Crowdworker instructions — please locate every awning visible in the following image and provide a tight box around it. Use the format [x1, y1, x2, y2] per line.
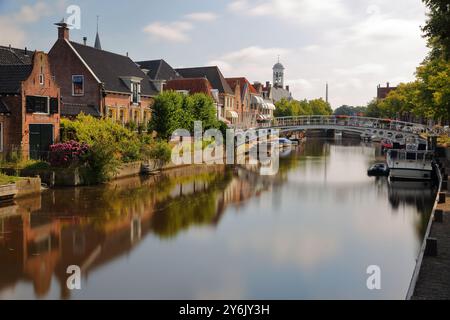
[264, 102, 276, 110]
[251, 95, 265, 106]
[226, 110, 239, 118]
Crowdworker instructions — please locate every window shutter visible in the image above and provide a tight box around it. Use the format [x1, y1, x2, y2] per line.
[50, 97, 59, 114]
[26, 96, 34, 113]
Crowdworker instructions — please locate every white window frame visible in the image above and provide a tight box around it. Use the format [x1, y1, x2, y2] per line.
[39, 73, 45, 85]
[72, 75, 85, 96]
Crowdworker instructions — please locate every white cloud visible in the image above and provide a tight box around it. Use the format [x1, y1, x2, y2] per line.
[143, 21, 193, 43]
[0, 1, 56, 47]
[184, 12, 218, 22]
[228, 0, 349, 24]
[218, 0, 428, 107]
[13, 1, 52, 23]
[143, 11, 218, 43]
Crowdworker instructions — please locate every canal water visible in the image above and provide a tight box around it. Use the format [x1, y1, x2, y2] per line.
[0, 139, 436, 300]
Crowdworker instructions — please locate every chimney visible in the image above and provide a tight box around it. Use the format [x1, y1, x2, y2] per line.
[24, 47, 27, 55]
[83, 37, 87, 45]
[387, 82, 390, 88]
[55, 21, 70, 40]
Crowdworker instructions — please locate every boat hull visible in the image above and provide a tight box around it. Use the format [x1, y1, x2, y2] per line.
[389, 168, 432, 181]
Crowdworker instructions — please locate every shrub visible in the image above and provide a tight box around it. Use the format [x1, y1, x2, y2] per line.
[49, 140, 89, 167]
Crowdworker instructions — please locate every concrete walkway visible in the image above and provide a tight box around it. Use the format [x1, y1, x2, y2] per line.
[412, 164, 450, 300]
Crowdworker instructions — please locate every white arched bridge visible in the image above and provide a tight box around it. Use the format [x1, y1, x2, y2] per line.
[254, 116, 449, 142]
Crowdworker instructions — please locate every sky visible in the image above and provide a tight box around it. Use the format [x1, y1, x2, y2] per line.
[0, 0, 430, 108]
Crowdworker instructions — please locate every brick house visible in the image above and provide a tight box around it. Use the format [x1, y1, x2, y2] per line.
[377, 82, 397, 100]
[48, 22, 158, 125]
[175, 66, 235, 125]
[226, 77, 259, 128]
[0, 47, 60, 160]
[164, 77, 221, 118]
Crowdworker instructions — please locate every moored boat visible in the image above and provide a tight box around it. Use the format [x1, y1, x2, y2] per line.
[386, 149, 434, 181]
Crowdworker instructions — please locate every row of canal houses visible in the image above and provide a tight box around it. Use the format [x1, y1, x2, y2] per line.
[0, 22, 293, 160]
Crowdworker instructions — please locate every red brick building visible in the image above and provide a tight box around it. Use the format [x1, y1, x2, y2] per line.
[0, 47, 60, 160]
[48, 22, 157, 125]
[377, 82, 397, 100]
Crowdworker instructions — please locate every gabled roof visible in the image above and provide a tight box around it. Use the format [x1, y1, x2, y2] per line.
[226, 77, 257, 97]
[164, 78, 213, 95]
[136, 59, 182, 81]
[0, 45, 33, 65]
[68, 41, 158, 96]
[0, 64, 33, 94]
[175, 66, 233, 95]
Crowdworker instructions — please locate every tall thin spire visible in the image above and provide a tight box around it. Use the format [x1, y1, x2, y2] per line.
[326, 82, 329, 104]
[94, 15, 102, 50]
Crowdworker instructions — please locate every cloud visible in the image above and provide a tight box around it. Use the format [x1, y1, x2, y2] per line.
[184, 12, 218, 22]
[143, 21, 193, 43]
[208, 46, 290, 79]
[228, 0, 349, 24]
[13, 1, 52, 23]
[0, 1, 56, 47]
[143, 10, 218, 44]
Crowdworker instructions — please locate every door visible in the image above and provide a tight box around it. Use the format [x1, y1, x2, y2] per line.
[29, 124, 54, 160]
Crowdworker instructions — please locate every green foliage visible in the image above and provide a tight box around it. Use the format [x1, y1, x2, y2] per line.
[364, 57, 450, 124]
[365, 99, 383, 118]
[61, 114, 173, 183]
[275, 98, 332, 117]
[144, 140, 172, 164]
[334, 105, 367, 116]
[150, 91, 185, 140]
[0, 173, 20, 185]
[422, 0, 450, 60]
[150, 91, 221, 139]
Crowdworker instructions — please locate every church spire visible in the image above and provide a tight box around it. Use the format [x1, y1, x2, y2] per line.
[94, 15, 102, 50]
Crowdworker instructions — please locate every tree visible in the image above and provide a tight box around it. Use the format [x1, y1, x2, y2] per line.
[309, 98, 333, 115]
[334, 105, 367, 116]
[416, 56, 450, 123]
[274, 98, 295, 117]
[422, 0, 450, 59]
[365, 99, 383, 118]
[150, 91, 184, 140]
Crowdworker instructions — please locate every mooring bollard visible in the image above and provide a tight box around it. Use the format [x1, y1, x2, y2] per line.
[439, 192, 446, 204]
[435, 210, 444, 223]
[425, 238, 438, 257]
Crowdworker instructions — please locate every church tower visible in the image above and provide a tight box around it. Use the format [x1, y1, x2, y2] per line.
[94, 15, 102, 50]
[273, 57, 285, 88]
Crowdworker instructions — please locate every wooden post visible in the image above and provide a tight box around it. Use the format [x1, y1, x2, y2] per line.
[425, 238, 438, 257]
[435, 210, 444, 223]
[439, 192, 446, 204]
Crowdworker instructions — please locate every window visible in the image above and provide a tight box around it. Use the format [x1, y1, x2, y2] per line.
[26, 96, 49, 114]
[132, 82, 141, 104]
[72, 75, 84, 96]
[119, 109, 125, 123]
[39, 74, 44, 85]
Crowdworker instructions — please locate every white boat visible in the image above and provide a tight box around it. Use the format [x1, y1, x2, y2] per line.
[386, 149, 434, 181]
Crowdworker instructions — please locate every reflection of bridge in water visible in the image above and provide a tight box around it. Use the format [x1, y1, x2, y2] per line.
[254, 116, 448, 142]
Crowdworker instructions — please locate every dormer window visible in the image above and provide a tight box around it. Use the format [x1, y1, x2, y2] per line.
[131, 82, 141, 104]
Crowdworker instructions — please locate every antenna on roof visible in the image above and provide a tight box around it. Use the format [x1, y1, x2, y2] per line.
[277, 55, 280, 63]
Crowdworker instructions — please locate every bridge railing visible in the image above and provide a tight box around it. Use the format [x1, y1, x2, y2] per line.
[257, 116, 448, 136]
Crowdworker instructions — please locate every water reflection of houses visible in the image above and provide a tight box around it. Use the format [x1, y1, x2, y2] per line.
[0, 165, 272, 299]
